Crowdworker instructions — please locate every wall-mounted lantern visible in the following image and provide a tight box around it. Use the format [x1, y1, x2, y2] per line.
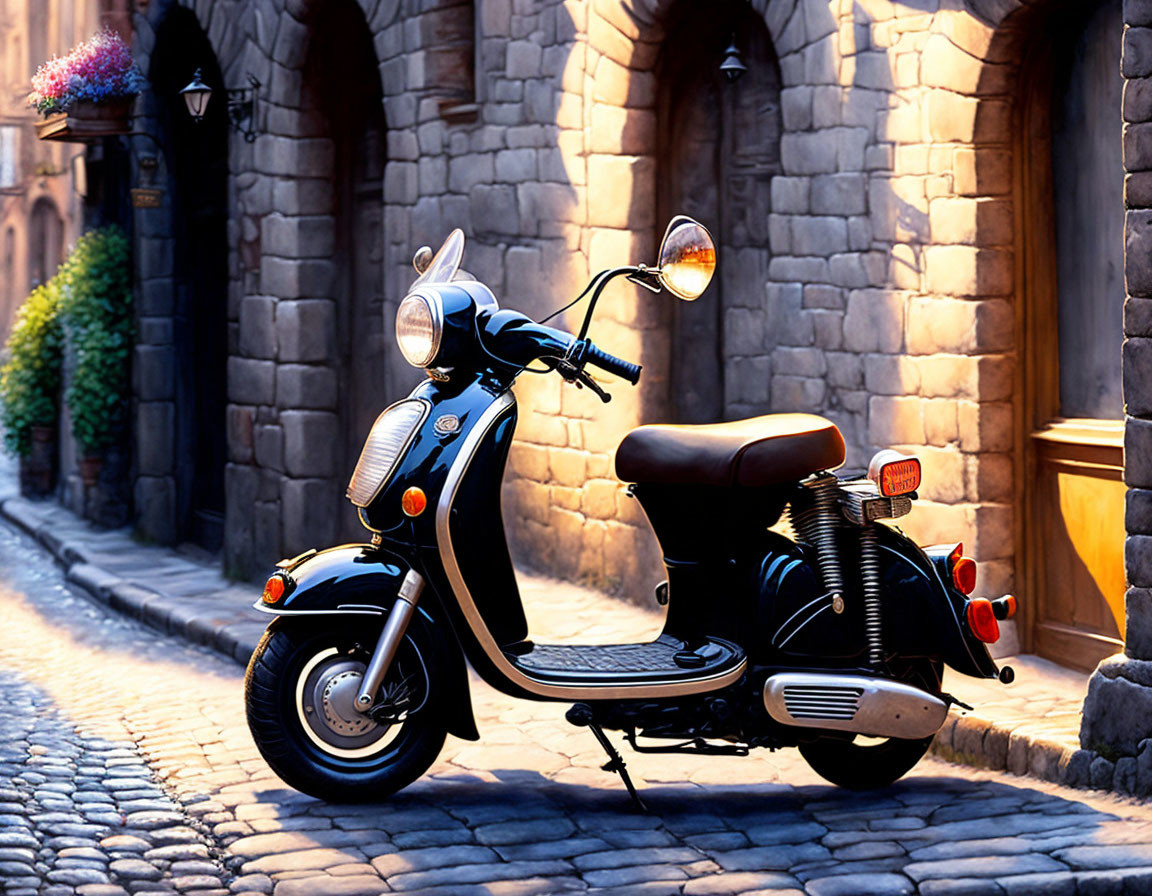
[720, 36, 747, 83]
[180, 68, 261, 143]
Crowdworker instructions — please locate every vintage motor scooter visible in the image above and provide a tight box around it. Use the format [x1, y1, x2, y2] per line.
[244, 217, 1017, 805]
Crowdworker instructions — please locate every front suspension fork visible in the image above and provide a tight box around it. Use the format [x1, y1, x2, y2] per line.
[355, 569, 425, 710]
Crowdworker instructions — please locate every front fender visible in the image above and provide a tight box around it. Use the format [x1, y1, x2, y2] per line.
[256, 544, 479, 741]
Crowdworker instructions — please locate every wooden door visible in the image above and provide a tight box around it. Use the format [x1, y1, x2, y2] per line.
[1023, 0, 1125, 671]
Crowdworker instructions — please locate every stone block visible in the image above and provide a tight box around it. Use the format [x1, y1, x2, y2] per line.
[276, 300, 335, 363]
[1126, 338, 1152, 416]
[449, 154, 494, 193]
[135, 346, 175, 402]
[868, 175, 929, 243]
[1128, 535, 1152, 588]
[923, 398, 958, 446]
[957, 400, 1012, 452]
[924, 246, 1012, 297]
[953, 148, 1012, 197]
[906, 298, 1013, 354]
[772, 177, 810, 214]
[1125, 28, 1152, 79]
[587, 155, 656, 230]
[916, 354, 1013, 401]
[771, 375, 826, 412]
[803, 284, 845, 309]
[1129, 488, 1152, 534]
[227, 405, 255, 464]
[470, 184, 521, 235]
[864, 354, 919, 396]
[1082, 662, 1152, 756]
[276, 364, 337, 410]
[495, 148, 537, 182]
[1127, 210, 1152, 296]
[868, 396, 924, 445]
[239, 296, 277, 360]
[506, 39, 542, 78]
[1128, 172, 1152, 208]
[791, 216, 848, 255]
[228, 358, 276, 406]
[781, 132, 838, 175]
[281, 478, 338, 557]
[254, 424, 284, 472]
[260, 257, 334, 299]
[1126, 587, 1152, 660]
[281, 411, 339, 478]
[1126, 122, 1152, 172]
[927, 90, 978, 143]
[137, 316, 173, 347]
[781, 85, 813, 130]
[589, 105, 655, 155]
[1126, 416, 1152, 487]
[929, 197, 1012, 247]
[1126, 78, 1152, 125]
[811, 174, 866, 216]
[1089, 755, 1116, 789]
[921, 33, 984, 94]
[134, 476, 176, 546]
[843, 289, 906, 353]
[964, 451, 1013, 503]
[137, 402, 174, 476]
[1138, 738, 1152, 795]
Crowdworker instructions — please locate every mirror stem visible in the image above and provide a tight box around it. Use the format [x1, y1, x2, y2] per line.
[577, 266, 642, 342]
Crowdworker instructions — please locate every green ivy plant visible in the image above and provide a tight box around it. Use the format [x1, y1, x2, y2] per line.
[57, 227, 134, 456]
[0, 281, 63, 457]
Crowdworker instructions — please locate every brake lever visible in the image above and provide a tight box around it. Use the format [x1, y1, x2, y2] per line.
[555, 359, 612, 403]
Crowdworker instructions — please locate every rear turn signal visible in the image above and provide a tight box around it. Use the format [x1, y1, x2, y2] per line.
[966, 598, 1000, 643]
[952, 557, 977, 595]
[262, 575, 286, 605]
[868, 449, 921, 497]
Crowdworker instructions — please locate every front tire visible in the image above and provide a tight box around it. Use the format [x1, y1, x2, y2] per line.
[245, 616, 447, 801]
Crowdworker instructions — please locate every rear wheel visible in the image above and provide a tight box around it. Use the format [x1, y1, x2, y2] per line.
[797, 660, 942, 790]
[244, 616, 447, 801]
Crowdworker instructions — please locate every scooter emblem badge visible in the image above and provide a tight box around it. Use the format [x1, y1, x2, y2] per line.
[434, 414, 461, 435]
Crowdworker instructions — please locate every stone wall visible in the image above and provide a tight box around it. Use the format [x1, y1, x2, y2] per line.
[119, 0, 1100, 648]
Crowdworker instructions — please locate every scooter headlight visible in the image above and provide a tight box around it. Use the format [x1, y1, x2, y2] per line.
[396, 291, 443, 368]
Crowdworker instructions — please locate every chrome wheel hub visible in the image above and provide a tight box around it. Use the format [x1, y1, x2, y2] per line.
[297, 651, 393, 757]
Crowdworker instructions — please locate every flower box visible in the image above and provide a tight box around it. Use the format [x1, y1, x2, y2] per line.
[35, 97, 133, 142]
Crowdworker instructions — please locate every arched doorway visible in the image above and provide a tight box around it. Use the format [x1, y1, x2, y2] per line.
[302, 0, 387, 541]
[1020, 0, 1126, 670]
[28, 197, 63, 289]
[149, 8, 229, 551]
[657, 0, 781, 423]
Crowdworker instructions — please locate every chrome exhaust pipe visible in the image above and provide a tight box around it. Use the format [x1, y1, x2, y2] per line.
[763, 672, 948, 739]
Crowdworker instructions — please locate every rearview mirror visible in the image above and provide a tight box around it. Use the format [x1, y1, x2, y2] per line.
[657, 216, 716, 301]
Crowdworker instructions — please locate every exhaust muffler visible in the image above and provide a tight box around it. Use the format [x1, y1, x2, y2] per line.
[763, 672, 948, 739]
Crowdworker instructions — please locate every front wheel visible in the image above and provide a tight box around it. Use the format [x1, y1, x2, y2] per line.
[244, 616, 447, 801]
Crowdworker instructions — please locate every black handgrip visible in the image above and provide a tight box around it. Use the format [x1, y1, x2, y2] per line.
[583, 341, 642, 385]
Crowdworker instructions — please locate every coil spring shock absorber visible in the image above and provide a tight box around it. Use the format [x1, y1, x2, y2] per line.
[859, 524, 884, 666]
[790, 474, 844, 613]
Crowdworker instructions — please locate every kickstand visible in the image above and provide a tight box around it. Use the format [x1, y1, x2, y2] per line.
[587, 723, 647, 812]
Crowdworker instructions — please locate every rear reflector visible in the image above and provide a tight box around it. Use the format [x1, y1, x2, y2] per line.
[868, 449, 921, 497]
[966, 598, 1000, 643]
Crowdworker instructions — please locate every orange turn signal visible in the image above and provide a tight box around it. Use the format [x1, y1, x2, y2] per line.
[262, 575, 286, 605]
[402, 487, 427, 517]
[966, 598, 1000, 643]
[952, 557, 977, 595]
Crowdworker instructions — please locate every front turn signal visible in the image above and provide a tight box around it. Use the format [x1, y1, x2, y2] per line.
[966, 598, 1000, 643]
[402, 486, 427, 517]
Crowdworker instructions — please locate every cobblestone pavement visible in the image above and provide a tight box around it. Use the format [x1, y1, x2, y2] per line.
[3, 513, 1152, 895]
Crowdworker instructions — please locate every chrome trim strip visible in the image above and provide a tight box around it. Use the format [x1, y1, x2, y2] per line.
[253, 603, 384, 616]
[434, 390, 746, 700]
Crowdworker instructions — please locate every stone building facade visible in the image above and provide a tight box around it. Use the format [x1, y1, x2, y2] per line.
[0, 0, 95, 343]
[116, 0, 1152, 759]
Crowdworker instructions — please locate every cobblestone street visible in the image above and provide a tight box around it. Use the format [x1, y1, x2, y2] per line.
[1, 508, 1152, 896]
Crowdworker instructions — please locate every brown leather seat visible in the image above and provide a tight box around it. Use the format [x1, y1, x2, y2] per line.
[615, 413, 846, 487]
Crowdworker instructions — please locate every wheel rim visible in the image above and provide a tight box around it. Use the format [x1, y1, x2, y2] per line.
[295, 648, 402, 759]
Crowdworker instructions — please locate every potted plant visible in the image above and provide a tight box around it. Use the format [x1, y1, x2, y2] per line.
[0, 281, 63, 496]
[57, 227, 134, 486]
[30, 29, 143, 142]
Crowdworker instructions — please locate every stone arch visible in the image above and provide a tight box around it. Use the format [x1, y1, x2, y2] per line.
[27, 196, 63, 289]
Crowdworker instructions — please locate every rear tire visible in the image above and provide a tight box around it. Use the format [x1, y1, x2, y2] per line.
[797, 659, 942, 790]
[245, 616, 447, 801]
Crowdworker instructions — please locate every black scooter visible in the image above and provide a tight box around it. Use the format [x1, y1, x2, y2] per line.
[244, 217, 1016, 805]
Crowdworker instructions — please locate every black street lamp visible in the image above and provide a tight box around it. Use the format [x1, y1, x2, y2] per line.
[720, 36, 747, 83]
[180, 68, 261, 142]
[180, 68, 212, 121]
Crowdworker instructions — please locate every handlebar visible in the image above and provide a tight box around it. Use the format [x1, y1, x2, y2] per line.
[579, 342, 642, 385]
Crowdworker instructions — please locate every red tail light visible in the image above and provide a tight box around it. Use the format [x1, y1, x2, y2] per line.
[952, 557, 977, 594]
[966, 599, 1000, 643]
[868, 450, 921, 497]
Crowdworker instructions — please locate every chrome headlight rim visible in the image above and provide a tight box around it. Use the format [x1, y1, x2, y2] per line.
[396, 290, 445, 368]
[346, 398, 431, 508]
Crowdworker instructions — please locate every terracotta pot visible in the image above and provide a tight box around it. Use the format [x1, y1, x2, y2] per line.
[79, 455, 102, 488]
